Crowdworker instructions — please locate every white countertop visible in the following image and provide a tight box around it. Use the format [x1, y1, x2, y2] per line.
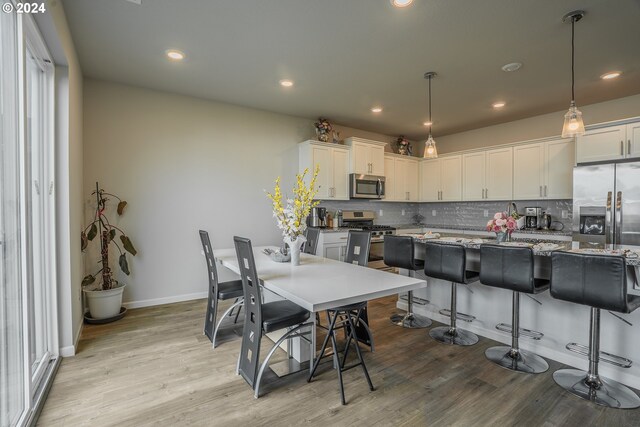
[214, 246, 427, 312]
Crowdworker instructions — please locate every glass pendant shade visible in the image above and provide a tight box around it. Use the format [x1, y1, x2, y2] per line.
[561, 100, 585, 138]
[423, 134, 438, 159]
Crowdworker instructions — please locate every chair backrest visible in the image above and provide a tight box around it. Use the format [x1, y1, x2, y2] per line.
[383, 235, 415, 270]
[480, 244, 536, 293]
[303, 227, 320, 255]
[233, 236, 263, 388]
[423, 241, 466, 283]
[199, 230, 220, 298]
[551, 251, 630, 313]
[345, 230, 371, 266]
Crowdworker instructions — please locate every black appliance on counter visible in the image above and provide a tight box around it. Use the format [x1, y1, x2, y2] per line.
[525, 207, 543, 229]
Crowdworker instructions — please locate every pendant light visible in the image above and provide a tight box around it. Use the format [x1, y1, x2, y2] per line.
[423, 72, 438, 159]
[561, 11, 586, 138]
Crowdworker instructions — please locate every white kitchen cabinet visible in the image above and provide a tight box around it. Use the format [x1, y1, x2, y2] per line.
[420, 155, 462, 202]
[513, 138, 574, 200]
[485, 147, 513, 200]
[344, 137, 386, 175]
[544, 138, 574, 199]
[576, 125, 626, 163]
[420, 158, 441, 202]
[384, 155, 419, 201]
[440, 156, 462, 201]
[298, 140, 349, 200]
[627, 122, 640, 158]
[383, 156, 396, 201]
[462, 151, 485, 201]
[317, 231, 348, 262]
[406, 159, 419, 201]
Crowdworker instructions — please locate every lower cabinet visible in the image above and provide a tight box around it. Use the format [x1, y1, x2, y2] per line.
[317, 231, 348, 261]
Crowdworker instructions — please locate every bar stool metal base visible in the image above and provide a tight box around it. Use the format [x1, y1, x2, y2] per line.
[485, 346, 549, 374]
[429, 326, 478, 346]
[390, 312, 432, 328]
[553, 369, 640, 409]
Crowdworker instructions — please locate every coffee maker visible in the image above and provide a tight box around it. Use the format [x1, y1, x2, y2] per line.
[308, 207, 327, 228]
[525, 207, 543, 229]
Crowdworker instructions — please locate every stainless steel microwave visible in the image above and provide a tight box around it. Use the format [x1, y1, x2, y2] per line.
[349, 174, 385, 199]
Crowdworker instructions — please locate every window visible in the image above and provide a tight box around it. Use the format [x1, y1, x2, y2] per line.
[1, 7, 57, 427]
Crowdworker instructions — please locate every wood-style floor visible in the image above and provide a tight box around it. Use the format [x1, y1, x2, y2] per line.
[39, 297, 640, 426]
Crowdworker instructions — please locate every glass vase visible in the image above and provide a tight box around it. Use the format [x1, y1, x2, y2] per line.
[284, 235, 306, 266]
[496, 231, 508, 243]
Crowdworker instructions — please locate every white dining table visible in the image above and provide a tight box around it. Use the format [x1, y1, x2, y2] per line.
[213, 246, 427, 375]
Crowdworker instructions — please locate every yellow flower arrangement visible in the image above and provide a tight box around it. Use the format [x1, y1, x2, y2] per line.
[266, 165, 320, 240]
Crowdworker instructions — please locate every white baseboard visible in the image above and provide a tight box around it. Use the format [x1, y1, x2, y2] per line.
[397, 300, 640, 390]
[123, 291, 208, 309]
[59, 316, 85, 357]
[59, 345, 75, 357]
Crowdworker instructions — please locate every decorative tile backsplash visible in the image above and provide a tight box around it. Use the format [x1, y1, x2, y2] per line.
[419, 199, 573, 231]
[318, 200, 421, 226]
[317, 199, 573, 231]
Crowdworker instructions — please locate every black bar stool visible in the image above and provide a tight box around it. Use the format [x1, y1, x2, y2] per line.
[199, 230, 244, 348]
[479, 244, 549, 374]
[550, 251, 640, 409]
[384, 235, 431, 328]
[424, 241, 479, 346]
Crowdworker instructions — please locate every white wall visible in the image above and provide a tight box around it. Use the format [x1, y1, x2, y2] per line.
[433, 93, 640, 154]
[83, 79, 395, 307]
[48, 0, 84, 356]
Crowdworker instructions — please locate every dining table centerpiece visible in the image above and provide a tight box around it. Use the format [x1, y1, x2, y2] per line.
[486, 211, 517, 243]
[266, 166, 320, 266]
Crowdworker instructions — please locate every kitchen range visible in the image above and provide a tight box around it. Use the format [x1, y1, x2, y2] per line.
[313, 210, 396, 271]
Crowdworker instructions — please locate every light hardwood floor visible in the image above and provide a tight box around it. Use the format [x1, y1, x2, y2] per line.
[39, 297, 640, 426]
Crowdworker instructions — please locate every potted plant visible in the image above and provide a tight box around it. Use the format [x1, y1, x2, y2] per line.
[81, 182, 137, 321]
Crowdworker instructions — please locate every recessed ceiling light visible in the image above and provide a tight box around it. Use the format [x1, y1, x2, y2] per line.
[492, 101, 506, 109]
[501, 62, 522, 72]
[391, 0, 413, 7]
[600, 71, 621, 80]
[166, 49, 185, 61]
[279, 79, 294, 87]
[423, 121, 433, 126]
[371, 107, 383, 113]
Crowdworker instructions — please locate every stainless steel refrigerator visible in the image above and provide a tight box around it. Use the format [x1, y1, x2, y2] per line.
[573, 162, 640, 246]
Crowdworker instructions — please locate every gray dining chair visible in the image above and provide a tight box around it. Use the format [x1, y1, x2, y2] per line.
[199, 230, 244, 348]
[233, 236, 313, 398]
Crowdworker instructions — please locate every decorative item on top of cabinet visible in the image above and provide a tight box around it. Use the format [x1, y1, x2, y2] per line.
[343, 137, 386, 176]
[299, 140, 350, 200]
[395, 135, 412, 156]
[314, 117, 333, 143]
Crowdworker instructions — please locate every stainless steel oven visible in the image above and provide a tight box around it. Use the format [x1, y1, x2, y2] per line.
[349, 174, 385, 199]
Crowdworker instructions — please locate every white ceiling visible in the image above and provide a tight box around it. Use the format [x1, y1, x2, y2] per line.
[60, 0, 640, 139]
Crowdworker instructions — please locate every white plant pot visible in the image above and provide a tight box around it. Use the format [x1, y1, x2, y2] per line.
[84, 283, 126, 319]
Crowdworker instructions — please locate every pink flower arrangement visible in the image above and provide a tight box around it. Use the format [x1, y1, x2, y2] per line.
[486, 211, 517, 234]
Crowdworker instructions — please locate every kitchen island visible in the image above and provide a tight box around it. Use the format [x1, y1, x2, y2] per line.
[397, 232, 640, 389]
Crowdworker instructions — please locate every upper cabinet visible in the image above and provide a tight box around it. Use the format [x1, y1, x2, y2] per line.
[298, 140, 350, 200]
[513, 138, 574, 200]
[576, 123, 640, 163]
[384, 154, 419, 202]
[343, 137, 386, 176]
[462, 147, 513, 201]
[420, 155, 462, 202]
